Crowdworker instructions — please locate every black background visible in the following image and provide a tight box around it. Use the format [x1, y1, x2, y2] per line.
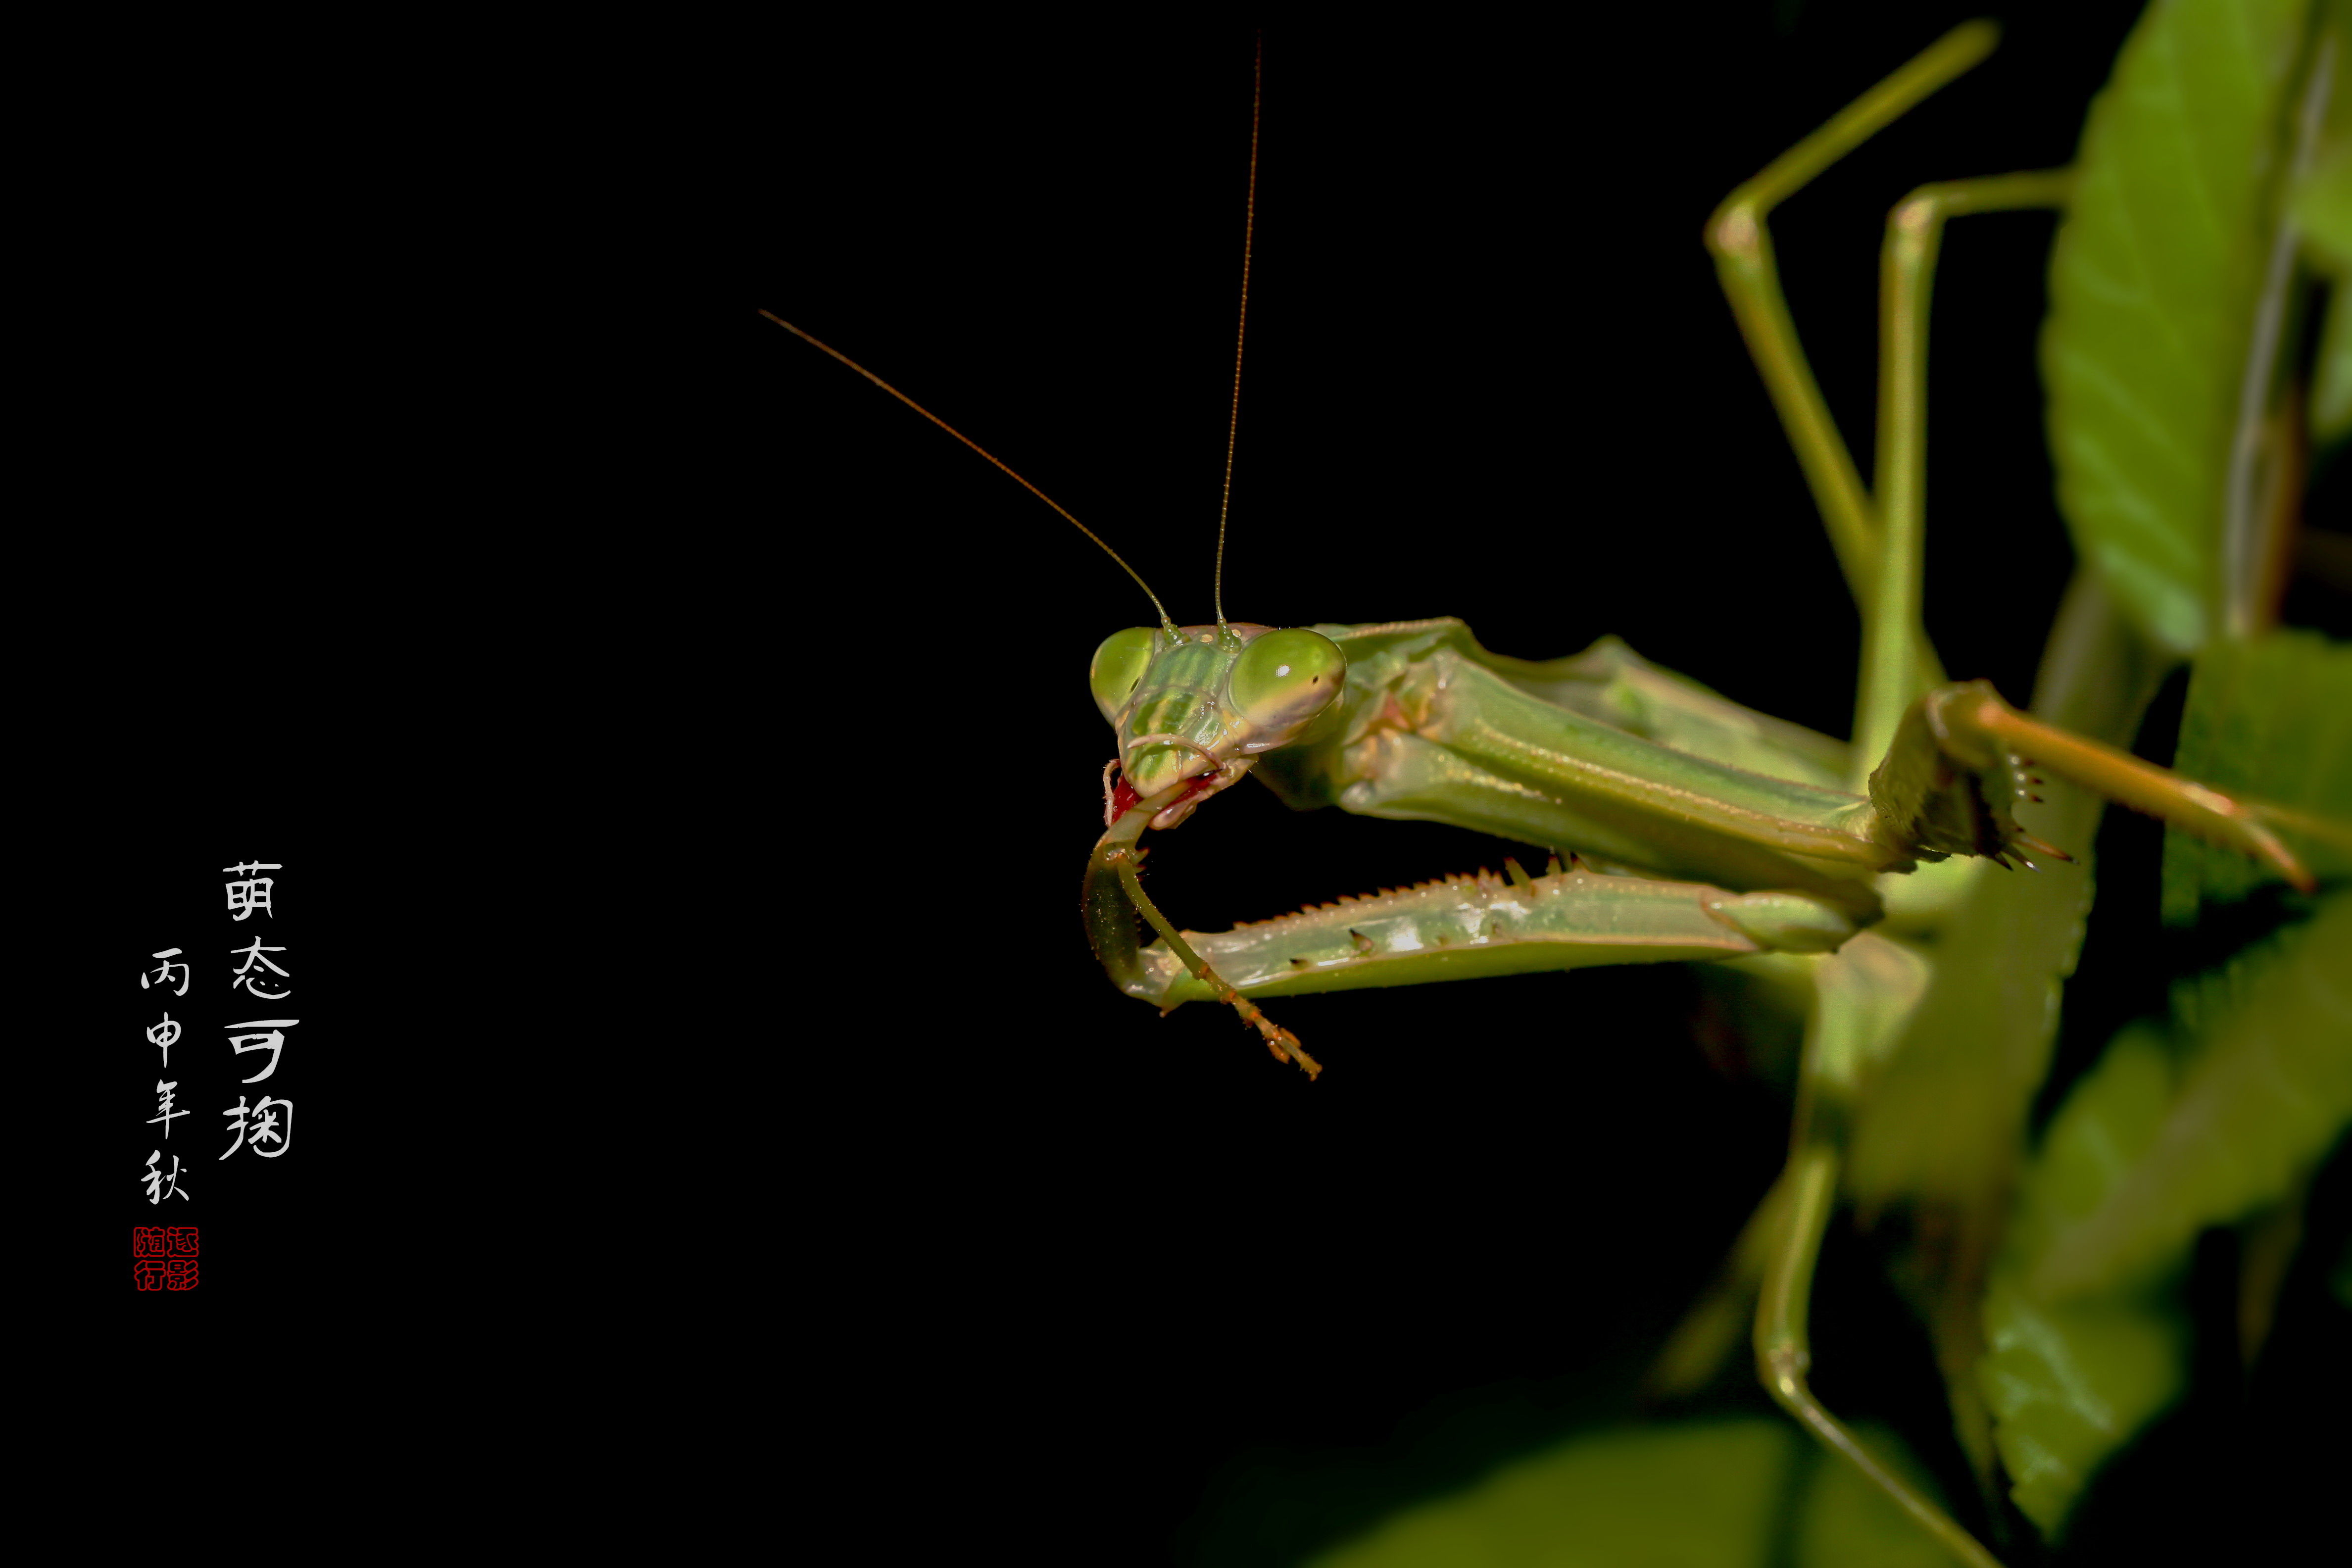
[758, 6, 2347, 1564]
[41, 0, 2344, 1555]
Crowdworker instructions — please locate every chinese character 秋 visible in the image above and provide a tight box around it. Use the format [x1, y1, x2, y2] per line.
[221, 862, 282, 921]
[141, 948, 190, 996]
[230, 937, 292, 999]
[143, 1149, 190, 1204]
[225, 1018, 296, 1083]
[220, 1094, 293, 1160]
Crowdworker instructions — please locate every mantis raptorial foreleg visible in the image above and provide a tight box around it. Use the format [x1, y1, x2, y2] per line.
[1087, 792, 1321, 1078]
[1104, 617, 2324, 1020]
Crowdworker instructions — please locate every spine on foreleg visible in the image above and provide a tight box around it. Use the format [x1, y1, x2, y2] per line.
[1127, 863, 1864, 1007]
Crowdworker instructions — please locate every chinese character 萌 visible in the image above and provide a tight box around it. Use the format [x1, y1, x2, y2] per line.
[221, 862, 282, 921]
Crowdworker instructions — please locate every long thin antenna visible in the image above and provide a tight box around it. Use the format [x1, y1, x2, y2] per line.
[1212, 34, 1264, 635]
[767, 311, 1181, 639]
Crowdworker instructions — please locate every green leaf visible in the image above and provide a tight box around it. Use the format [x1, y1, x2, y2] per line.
[1302, 1421, 1794, 1568]
[1301, 1420, 1955, 1568]
[1980, 894, 2352, 1535]
[1979, 1279, 2189, 1537]
[2042, 0, 2312, 654]
[2297, 144, 2352, 268]
[2161, 630, 2352, 927]
[2295, 2, 2352, 441]
[1978, 1026, 2190, 1538]
[1791, 1424, 1961, 1568]
[2315, 281, 2352, 443]
[2032, 892, 2352, 1298]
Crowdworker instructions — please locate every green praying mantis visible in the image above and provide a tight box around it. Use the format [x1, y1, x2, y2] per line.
[781, 6, 2350, 1561]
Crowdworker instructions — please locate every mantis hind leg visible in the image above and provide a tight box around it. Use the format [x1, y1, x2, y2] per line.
[1756, 1144, 2007, 1568]
[1752, 933, 2009, 1568]
[1705, 28, 2075, 1564]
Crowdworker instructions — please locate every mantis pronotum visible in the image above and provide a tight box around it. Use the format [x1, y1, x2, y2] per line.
[785, 6, 2352, 1561]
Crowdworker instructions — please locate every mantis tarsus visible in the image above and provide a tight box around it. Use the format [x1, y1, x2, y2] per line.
[783, 8, 2349, 1563]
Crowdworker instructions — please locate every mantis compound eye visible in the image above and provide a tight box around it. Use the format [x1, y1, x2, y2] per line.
[1089, 627, 1159, 725]
[1226, 627, 1346, 740]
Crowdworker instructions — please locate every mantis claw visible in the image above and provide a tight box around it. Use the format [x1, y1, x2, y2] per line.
[1090, 821, 1321, 1076]
[1872, 682, 2317, 890]
[2011, 830, 2071, 864]
[1232, 996, 1320, 1078]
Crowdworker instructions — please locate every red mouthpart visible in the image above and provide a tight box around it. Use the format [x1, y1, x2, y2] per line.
[1108, 769, 1218, 824]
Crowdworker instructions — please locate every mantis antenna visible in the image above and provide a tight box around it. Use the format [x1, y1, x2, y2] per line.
[765, 310, 1183, 642]
[1212, 33, 1264, 636]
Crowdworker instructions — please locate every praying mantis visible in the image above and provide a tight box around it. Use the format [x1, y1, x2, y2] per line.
[779, 6, 2350, 1562]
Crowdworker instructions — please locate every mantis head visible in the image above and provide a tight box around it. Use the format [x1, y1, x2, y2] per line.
[1091, 622, 1346, 828]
